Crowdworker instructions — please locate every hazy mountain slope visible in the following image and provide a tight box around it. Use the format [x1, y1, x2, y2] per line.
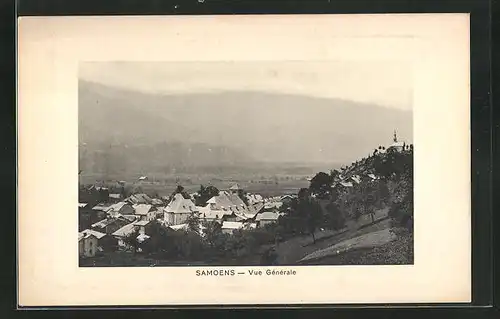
[79, 80, 413, 176]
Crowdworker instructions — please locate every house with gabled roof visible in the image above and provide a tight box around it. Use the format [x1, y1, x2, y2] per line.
[112, 222, 138, 248]
[126, 193, 163, 207]
[280, 194, 296, 206]
[111, 220, 156, 248]
[107, 201, 135, 218]
[200, 191, 262, 223]
[91, 216, 130, 235]
[79, 229, 117, 252]
[163, 193, 198, 226]
[132, 203, 156, 221]
[256, 211, 280, 227]
[198, 206, 230, 223]
[78, 232, 98, 258]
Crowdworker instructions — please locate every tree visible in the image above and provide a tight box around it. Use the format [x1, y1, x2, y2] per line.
[123, 228, 140, 255]
[148, 189, 160, 199]
[324, 201, 345, 230]
[202, 220, 223, 248]
[173, 230, 206, 259]
[169, 185, 191, 201]
[194, 185, 220, 206]
[288, 191, 324, 244]
[376, 180, 390, 206]
[225, 230, 247, 257]
[186, 212, 201, 234]
[131, 185, 144, 195]
[309, 172, 333, 199]
[351, 182, 378, 223]
[260, 247, 278, 266]
[237, 189, 249, 206]
[297, 187, 310, 200]
[329, 169, 341, 181]
[304, 198, 323, 244]
[141, 220, 170, 254]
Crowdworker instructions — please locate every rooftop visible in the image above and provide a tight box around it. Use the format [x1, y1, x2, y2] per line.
[112, 222, 137, 237]
[339, 181, 354, 187]
[165, 193, 197, 214]
[133, 204, 153, 215]
[134, 220, 151, 226]
[256, 211, 280, 221]
[126, 193, 154, 205]
[79, 229, 107, 240]
[221, 221, 257, 230]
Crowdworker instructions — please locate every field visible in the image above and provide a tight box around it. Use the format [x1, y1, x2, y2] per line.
[79, 174, 311, 198]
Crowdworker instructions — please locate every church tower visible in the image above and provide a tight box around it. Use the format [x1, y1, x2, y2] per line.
[393, 130, 398, 143]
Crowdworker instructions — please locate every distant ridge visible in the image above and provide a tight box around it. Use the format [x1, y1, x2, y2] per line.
[79, 80, 413, 176]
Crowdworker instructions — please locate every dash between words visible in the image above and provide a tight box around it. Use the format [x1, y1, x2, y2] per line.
[195, 269, 297, 277]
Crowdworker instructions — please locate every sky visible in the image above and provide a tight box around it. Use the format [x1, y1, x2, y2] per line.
[79, 60, 413, 111]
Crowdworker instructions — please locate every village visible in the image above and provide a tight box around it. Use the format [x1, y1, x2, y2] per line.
[78, 131, 413, 266]
[79, 183, 290, 258]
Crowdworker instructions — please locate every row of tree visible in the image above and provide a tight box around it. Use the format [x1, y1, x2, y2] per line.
[123, 218, 279, 264]
[276, 147, 414, 244]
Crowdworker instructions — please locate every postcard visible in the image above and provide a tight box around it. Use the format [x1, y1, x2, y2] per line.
[17, 14, 471, 306]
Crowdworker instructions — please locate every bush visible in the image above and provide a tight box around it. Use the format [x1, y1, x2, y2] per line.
[388, 191, 413, 230]
[170, 230, 207, 260]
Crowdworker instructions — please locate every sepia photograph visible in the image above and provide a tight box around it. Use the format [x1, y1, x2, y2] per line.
[77, 61, 414, 267]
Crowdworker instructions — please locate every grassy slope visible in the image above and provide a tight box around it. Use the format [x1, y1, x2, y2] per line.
[273, 218, 392, 265]
[298, 228, 396, 263]
[299, 229, 413, 265]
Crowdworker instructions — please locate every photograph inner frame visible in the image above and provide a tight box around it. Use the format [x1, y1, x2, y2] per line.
[77, 60, 414, 268]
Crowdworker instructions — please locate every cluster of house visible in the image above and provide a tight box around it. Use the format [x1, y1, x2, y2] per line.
[78, 183, 292, 258]
[331, 172, 381, 189]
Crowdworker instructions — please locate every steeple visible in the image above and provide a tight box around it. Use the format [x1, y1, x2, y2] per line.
[393, 130, 398, 143]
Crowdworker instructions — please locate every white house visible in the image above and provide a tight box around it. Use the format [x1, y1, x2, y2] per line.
[256, 211, 280, 227]
[78, 232, 98, 258]
[164, 193, 198, 225]
[133, 204, 156, 221]
[198, 206, 229, 223]
[221, 221, 257, 235]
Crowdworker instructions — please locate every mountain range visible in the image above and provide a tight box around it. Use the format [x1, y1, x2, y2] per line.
[79, 80, 413, 177]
